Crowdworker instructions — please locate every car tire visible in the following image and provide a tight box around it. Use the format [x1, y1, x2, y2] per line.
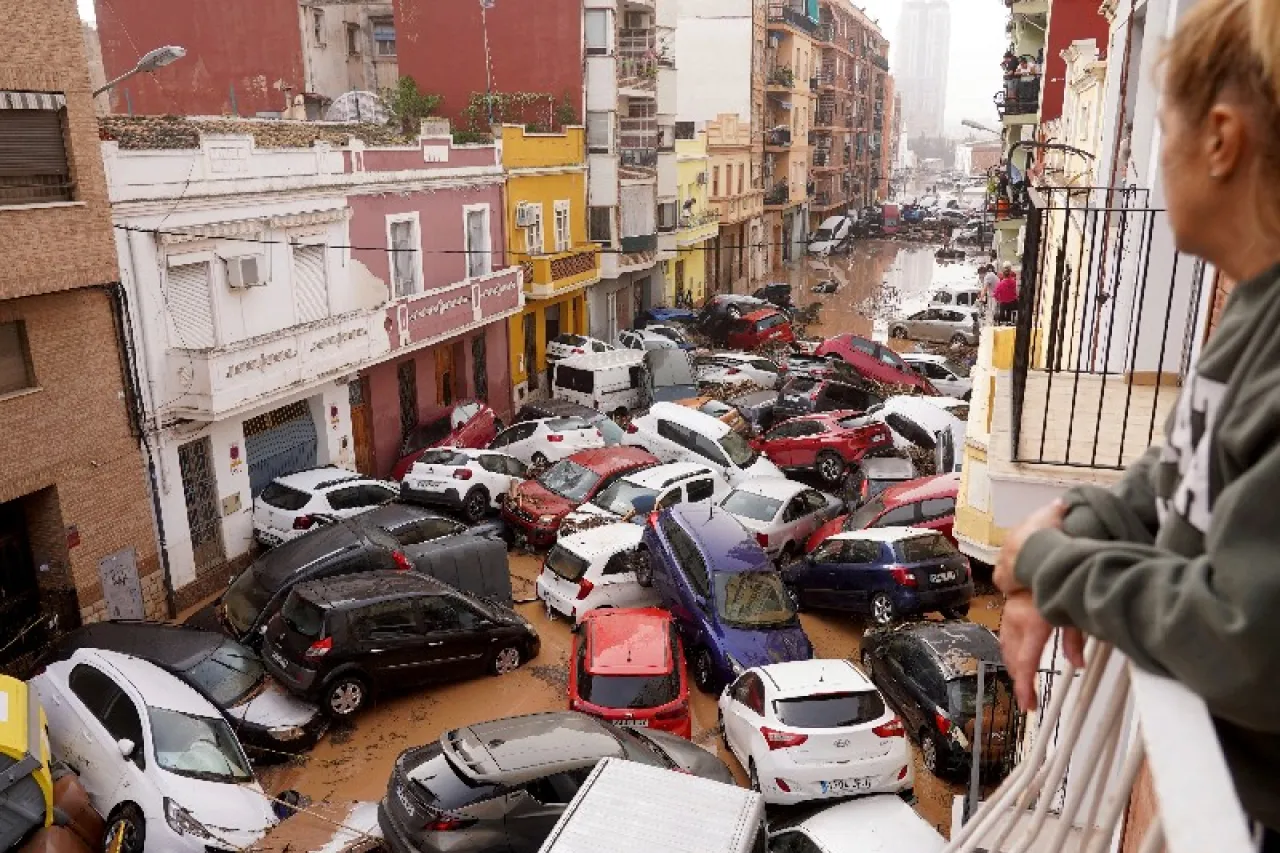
[107, 803, 145, 853]
[950, 334, 969, 347]
[531, 452, 550, 468]
[870, 592, 898, 627]
[891, 326, 909, 339]
[921, 731, 942, 776]
[634, 547, 654, 588]
[817, 451, 845, 484]
[491, 645, 522, 675]
[462, 487, 490, 524]
[692, 648, 718, 694]
[942, 605, 969, 620]
[324, 675, 369, 718]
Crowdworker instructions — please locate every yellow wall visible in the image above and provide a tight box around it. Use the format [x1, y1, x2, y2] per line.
[499, 124, 584, 170]
[665, 134, 713, 303]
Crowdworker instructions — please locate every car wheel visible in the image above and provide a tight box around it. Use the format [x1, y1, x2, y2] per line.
[950, 334, 969, 347]
[942, 605, 969, 620]
[871, 592, 897, 627]
[891, 325, 908, 339]
[727, 306, 743, 320]
[324, 675, 368, 718]
[817, 451, 845, 484]
[692, 648, 717, 694]
[463, 487, 490, 523]
[783, 580, 805, 613]
[107, 804, 145, 853]
[531, 452, 550, 468]
[492, 646, 522, 675]
[634, 547, 654, 588]
[921, 731, 941, 776]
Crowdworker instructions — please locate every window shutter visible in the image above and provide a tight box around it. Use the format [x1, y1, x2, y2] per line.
[0, 109, 72, 203]
[166, 263, 216, 349]
[292, 245, 329, 323]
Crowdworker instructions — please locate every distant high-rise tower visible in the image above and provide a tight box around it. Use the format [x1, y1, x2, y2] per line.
[895, 0, 951, 140]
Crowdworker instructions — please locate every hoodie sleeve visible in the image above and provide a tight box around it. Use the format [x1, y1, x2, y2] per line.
[1013, 441, 1280, 733]
[1053, 446, 1162, 544]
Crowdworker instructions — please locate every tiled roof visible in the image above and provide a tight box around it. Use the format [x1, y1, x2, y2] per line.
[98, 115, 413, 150]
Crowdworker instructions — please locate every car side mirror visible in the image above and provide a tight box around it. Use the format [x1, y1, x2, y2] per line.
[117, 738, 135, 759]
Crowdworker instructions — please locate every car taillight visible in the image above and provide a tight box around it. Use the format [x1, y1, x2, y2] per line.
[897, 765, 909, 780]
[860, 480, 870, 500]
[654, 700, 689, 721]
[426, 816, 478, 832]
[872, 716, 905, 738]
[305, 637, 332, 659]
[293, 515, 314, 530]
[547, 434, 564, 443]
[573, 348, 585, 354]
[576, 578, 594, 600]
[889, 566, 918, 587]
[761, 726, 808, 750]
[392, 550, 413, 572]
[453, 469, 472, 480]
[626, 424, 638, 434]
[934, 709, 952, 735]
[774, 778, 792, 792]
[875, 426, 892, 443]
[726, 368, 741, 375]
[755, 531, 769, 548]
[648, 511, 660, 527]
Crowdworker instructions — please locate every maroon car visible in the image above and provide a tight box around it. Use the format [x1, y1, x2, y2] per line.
[814, 334, 939, 394]
[502, 447, 658, 547]
[750, 410, 894, 483]
[391, 401, 500, 481]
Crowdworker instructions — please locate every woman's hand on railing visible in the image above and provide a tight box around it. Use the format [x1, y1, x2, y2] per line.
[999, 593, 1086, 711]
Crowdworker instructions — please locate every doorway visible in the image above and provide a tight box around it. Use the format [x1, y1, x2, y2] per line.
[349, 379, 375, 474]
[435, 347, 455, 406]
[178, 436, 227, 573]
[398, 359, 419, 439]
[243, 402, 319, 497]
[523, 313, 538, 391]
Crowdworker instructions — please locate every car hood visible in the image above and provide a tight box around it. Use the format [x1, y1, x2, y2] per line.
[226, 677, 323, 729]
[741, 456, 783, 480]
[631, 729, 735, 785]
[511, 481, 575, 518]
[177, 780, 277, 846]
[720, 622, 813, 668]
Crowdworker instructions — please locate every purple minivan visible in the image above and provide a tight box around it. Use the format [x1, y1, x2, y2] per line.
[637, 503, 814, 692]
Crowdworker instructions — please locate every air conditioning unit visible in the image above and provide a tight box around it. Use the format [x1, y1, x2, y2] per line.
[515, 203, 539, 227]
[696, 172, 707, 185]
[224, 255, 266, 288]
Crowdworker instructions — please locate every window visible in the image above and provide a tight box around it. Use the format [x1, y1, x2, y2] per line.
[165, 262, 216, 349]
[658, 201, 677, 232]
[712, 165, 720, 197]
[292, 243, 329, 323]
[587, 112, 611, 151]
[920, 497, 956, 521]
[553, 200, 571, 252]
[420, 597, 465, 631]
[657, 419, 692, 449]
[0, 98, 73, 205]
[875, 503, 918, 526]
[312, 9, 325, 45]
[392, 517, 465, 546]
[657, 488, 683, 510]
[389, 217, 420, 297]
[0, 321, 33, 395]
[327, 485, 377, 511]
[346, 22, 360, 54]
[589, 206, 612, 244]
[737, 164, 744, 194]
[686, 478, 714, 502]
[523, 203, 544, 255]
[372, 19, 396, 56]
[465, 205, 491, 278]
[362, 602, 420, 638]
[585, 10, 610, 55]
[770, 832, 823, 853]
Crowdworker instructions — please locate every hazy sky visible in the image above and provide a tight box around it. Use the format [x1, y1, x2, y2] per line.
[79, 0, 1006, 135]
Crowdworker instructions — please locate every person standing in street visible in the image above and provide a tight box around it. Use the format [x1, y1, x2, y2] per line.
[994, 0, 1280, 844]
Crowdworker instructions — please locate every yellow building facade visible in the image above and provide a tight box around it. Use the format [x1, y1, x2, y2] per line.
[500, 125, 600, 403]
[663, 133, 719, 304]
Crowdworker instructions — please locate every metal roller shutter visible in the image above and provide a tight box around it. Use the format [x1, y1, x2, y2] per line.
[292, 245, 330, 323]
[244, 402, 319, 496]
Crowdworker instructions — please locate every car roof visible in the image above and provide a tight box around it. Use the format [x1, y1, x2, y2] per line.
[295, 569, 448, 607]
[517, 399, 599, 420]
[446, 712, 622, 779]
[881, 473, 960, 506]
[757, 659, 871, 696]
[566, 446, 656, 474]
[71, 648, 224, 716]
[796, 794, 946, 852]
[730, 476, 808, 501]
[584, 608, 673, 676]
[668, 504, 772, 574]
[625, 462, 715, 488]
[830, 525, 936, 544]
[250, 520, 372, 588]
[644, 402, 732, 437]
[556, 349, 646, 370]
[741, 308, 782, 322]
[272, 466, 362, 492]
[359, 501, 456, 532]
[54, 621, 227, 671]
[558, 522, 645, 557]
[888, 621, 1003, 680]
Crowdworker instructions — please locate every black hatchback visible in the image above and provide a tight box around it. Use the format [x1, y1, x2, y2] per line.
[262, 571, 540, 718]
[773, 376, 884, 422]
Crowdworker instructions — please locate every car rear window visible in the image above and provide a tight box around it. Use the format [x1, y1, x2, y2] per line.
[698, 400, 733, 418]
[418, 449, 470, 466]
[259, 483, 310, 511]
[554, 334, 587, 347]
[895, 533, 956, 562]
[773, 691, 887, 728]
[721, 490, 782, 522]
[408, 747, 503, 810]
[547, 417, 590, 432]
[576, 640, 679, 710]
[544, 545, 591, 582]
[844, 494, 887, 531]
[785, 377, 817, 394]
[280, 590, 325, 638]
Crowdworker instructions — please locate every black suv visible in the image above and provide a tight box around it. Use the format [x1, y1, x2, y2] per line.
[263, 571, 540, 717]
[860, 621, 1017, 780]
[773, 376, 884, 422]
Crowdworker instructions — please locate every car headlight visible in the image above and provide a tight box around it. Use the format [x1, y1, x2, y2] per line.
[165, 798, 213, 840]
[726, 654, 745, 676]
[268, 724, 306, 742]
[539, 514, 557, 524]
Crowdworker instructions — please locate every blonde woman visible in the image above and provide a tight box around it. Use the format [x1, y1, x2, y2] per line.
[993, 0, 1280, 843]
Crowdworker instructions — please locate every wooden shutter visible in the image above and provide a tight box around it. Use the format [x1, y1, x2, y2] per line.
[292, 245, 329, 323]
[166, 263, 216, 349]
[0, 109, 71, 203]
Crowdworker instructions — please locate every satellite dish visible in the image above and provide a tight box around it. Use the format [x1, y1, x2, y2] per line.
[324, 91, 389, 124]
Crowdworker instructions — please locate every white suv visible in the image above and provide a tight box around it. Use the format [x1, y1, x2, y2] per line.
[488, 416, 604, 466]
[617, 328, 681, 351]
[622, 402, 783, 485]
[718, 659, 912, 805]
[535, 523, 660, 623]
[400, 448, 528, 522]
[253, 468, 397, 547]
[559, 462, 730, 538]
[900, 353, 973, 400]
[547, 333, 615, 362]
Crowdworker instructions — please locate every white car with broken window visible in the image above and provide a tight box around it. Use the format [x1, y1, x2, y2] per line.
[558, 461, 731, 538]
[487, 416, 605, 466]
[718, 478, 845, 565]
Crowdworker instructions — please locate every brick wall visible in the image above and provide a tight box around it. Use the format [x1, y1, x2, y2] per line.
[0, 0, 119, 301]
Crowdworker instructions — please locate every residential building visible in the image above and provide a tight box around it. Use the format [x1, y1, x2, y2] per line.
[895, 0, 950, 141]
[104, 116, 520, 609]
[763, 0, 819, 266]
[705, 113, 766, 293]
[664, 130, 719, 304]
[94, 0, 398, 117]
[501, 124, 599, 403]
[0, 0, 165, 671]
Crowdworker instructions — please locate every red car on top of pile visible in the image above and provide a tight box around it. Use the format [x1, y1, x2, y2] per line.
[805, 472, 961, 553]
[390, 400, 502, 481]
[750, 411, 894, 484]
[814, 333, 939, 394]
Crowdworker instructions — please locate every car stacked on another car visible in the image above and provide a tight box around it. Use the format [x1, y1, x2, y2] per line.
[814, 334, 938, 394]
[698, 294, 772, 343]
[400, 448, 528, 522]
[253, 468, 398, 547]
[718, 659, 912, 804]
[675, 397, 751, 436]
[617, 328, 682, 352]
[559, 461, 730, 536]
[644, 323, 696, 349]
[512, 399, 625, 446]
[900, 353, 973, 400]
[487, 416, 606, 466]
[718, 479, 845, 566]
[536, 523, 660, 623]
[569, 608, 692, 738]
[694, 352, 783, 390]
[547, 333, 615, 361]
[772, 377, 884, 424]
[725, 309, 795, 351]
[261, 571, 540, 718]
[623, 403, 783, 486]
[751, 411, 894, 484]
[805, 472, 960, 552]
[391, 401, 502, 480]
[889, 307, 979, 347]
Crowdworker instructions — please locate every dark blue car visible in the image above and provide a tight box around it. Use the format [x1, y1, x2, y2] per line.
[783, 527, 973, 626]
[637, 504, 813, 692]
[635, 306, 699, 329]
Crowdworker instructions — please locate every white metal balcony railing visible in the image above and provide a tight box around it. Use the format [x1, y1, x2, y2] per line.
[946, 637, 1254, 853]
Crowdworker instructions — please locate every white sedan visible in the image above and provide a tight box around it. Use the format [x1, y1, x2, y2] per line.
[399, 448, 528, 522]
[719, 659, 913, 806]
[253, 468, 397, 547]
[488, 416, 605, 466]
[718, 478, 844, 564]
[900, 353, 973, 400]
[33, 648, 278, 853]
[547, 333, 615, 361]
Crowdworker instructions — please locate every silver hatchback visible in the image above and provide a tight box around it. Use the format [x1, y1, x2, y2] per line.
[889, 307, 980, 347]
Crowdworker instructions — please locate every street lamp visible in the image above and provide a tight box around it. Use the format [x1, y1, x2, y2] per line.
[93, 45, 187, 97]
[962, 118, 1002, 136]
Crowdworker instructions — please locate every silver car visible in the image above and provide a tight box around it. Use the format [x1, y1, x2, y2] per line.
[719, 477, 845, 566]
[378, 712, 732, 853]
[889, 307, 979, 346]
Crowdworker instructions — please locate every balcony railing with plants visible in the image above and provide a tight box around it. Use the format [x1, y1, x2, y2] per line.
[764, 183, 789, 206]
[618, 30, 659, 91]
[765, 127, 792, 148]
[767, 65, 796, 88]
[767, 3, 819, 34]
[678, 209, 720, 229]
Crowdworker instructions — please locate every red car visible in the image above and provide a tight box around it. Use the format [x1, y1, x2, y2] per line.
[750, 411, 894, 484]
[725, 309, 795, 350]
[805, 472, 961, 552]
[502, 447, 658, 547]
[391, 400, 501, 481]
[814, 334, 939, 394]
[569, 607, 691, 738]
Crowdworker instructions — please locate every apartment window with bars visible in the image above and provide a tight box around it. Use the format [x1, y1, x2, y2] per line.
[0, 93, 73, 206]
[523, 204, 544, 255]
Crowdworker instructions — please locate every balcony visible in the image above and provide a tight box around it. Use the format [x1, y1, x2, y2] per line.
[619, 116, 658, 178]
[677, 208, 719, 246]
[766, 65, 796, 90]
[764, 183, 789, 208]
[618, 30, 658, 95]
[764, 127, 792, 150]
[767, 3, 819, 35]
[870, 53, 889, 71]
[619, 233, 657, 253]
[710, 189, 763, 225]
[516, 244, 599, 299]
[998, 75, 1042, 122]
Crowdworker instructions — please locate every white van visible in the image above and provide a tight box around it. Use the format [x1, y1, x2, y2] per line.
[808, 215, 852, 256]
[551, 350, 650, 416]
[538, 758, 766, 853]
[928, 283, 981, 309]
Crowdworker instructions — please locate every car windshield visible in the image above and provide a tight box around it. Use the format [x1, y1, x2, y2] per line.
[773, 690, 886, 728]
[698, 400, 733, 417]
[721, 490, 782, 522]
[185, 641, 264, 707]
[943, 359, 971, 378]
[223, 568, 273, 635]
[451, 403, 480, 429]
[896, 533, 956, 562]
[592, 479, 659, 517]
[845, 494, 888, 530]
[544, 544, 591, 582]
[554, 334, 587, 348]
[714, 571, 796, 628]
[947, 674, 1014, 718]
[547, 418, 590, 432]
[538, 461, 601, 502]
[418, 449, 470, 466]
[813, 227, 834, 241]
[149, 707, 253, 783]
[718, 431, 758, 468]
[259, 483, 310, 511]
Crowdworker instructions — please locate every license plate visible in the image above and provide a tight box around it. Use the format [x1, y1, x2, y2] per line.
[615, 718, 648, 727]
[931, 570, 958, 583]
[821, 777, 871, 794]
[270, 650, 289, 669]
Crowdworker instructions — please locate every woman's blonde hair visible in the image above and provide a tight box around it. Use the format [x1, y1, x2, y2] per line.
[1163, 0, 1280, 127]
